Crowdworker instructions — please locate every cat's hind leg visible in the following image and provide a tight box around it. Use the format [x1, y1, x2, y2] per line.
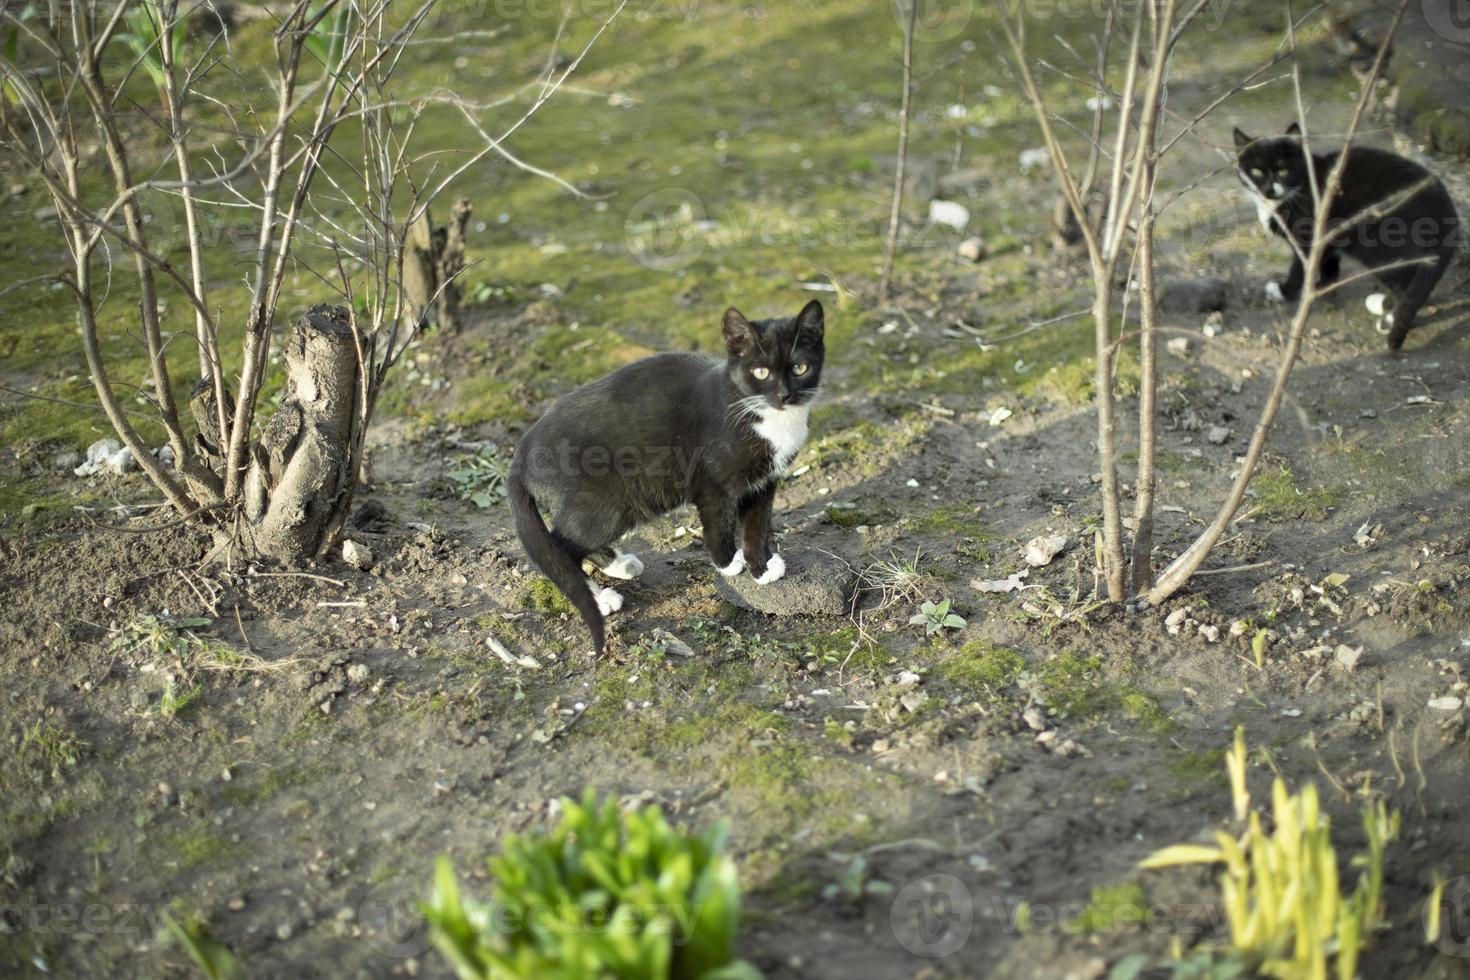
[1385, 261, 1444, 350]
[584, 545, 645, 580]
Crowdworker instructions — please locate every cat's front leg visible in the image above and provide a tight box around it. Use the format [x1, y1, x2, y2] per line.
[739, 483, 785, 584]
[1268, 256, 1304, 303]
[697, 494, 744, 577]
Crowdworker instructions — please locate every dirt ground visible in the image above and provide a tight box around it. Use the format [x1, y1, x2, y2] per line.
[4, 3, 1470, 979]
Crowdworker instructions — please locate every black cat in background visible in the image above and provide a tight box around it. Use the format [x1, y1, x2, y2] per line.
[1234, 123, 1459, 349]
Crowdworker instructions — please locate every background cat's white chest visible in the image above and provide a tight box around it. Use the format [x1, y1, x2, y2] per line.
[753, 406, 809, 475]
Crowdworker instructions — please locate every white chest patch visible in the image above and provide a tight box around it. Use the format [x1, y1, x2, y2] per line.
[752, 404, 810, 476]
[1253, 195, 1279, 233]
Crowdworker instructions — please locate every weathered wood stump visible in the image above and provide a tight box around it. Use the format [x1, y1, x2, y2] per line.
[241, 305, 361, 561]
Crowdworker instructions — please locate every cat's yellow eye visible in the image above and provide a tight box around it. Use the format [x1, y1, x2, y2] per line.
[752, 366, 771, 380]
[1276, 167, 1290, 178]
[792, 363, 809, 376]
[1249, 168, 1264, 179]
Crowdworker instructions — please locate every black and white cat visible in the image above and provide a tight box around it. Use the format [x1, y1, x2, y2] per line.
[507, 300, 825, 653]
[1234, 123, 1459, 349]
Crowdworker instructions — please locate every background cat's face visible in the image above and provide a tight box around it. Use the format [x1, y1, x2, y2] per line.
[1233, 127, 1308, 200]
[722, 300, 825, 411]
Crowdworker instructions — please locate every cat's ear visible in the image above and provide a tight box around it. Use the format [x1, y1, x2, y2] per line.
[795, 299, 825, 340]
[1284, 121, 1302, 136]
[1233, 127, 1251, 149]
[722, 307, 756, 356]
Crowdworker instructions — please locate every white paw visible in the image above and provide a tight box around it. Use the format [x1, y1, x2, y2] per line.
[716, 551, 746, 578]
[586, 579, 624, 615]
[1365, 292, 1387, 317]
[753, 554, 786, 585]
[600, 552, 644, 580]
[1264, 281, 1285, 303]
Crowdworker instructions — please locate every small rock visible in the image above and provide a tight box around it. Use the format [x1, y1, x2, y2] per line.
[1022, 534, 1069, 567]
[346, 663, 370, 684]
[1018, 147, 1050, 173]
[1165, 608, 1189, 636]
[103, 447, 136, 475]
[341, 539, 374, 570]
[927, 199, 970, 230]
[1159, 276, 1227, 313]
[74, 437, 122, 476]
[1022, 706, 1047, 731]
[51, 449, 82, 473]
[276, 923, 293, 941]
[1334, 644, 1363, 672]
[896, 670, 922, 687]
[1207, 426, 1231, 445]
[716, 548, 857, 616]
[1429, 696, 1463, 711]
[1198, 624, 1221, 643]
[220, 767, 233, 782]
[155, 445, 176, 468]
[957, 237, 986, 262]
[1166, 337, 1191, 356]
[1202, 311, 1225, 337]
[227, 897, 247, 912]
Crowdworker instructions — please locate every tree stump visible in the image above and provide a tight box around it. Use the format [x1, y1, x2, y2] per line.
[400, 198, 473, 334]
[241, 305, 361, 562]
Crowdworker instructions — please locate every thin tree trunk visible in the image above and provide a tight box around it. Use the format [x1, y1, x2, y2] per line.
[1130, 208, 1158, 594]
[1091, 277, 1127, 600]
[877, 0, 918, 304]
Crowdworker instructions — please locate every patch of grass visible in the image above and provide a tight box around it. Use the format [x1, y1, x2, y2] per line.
[156, 825, 245, 871]
[1249, 465, 1337, 521]
[905, 502, 987, 540]
[526, 576, 574, 616]
[1071, 881, 1151, 934]
[937, 640, 1025, 694]
[1169, 748, 1229, 786]
[1017, 651, 1173, 732]
[16, 720, 85, 779]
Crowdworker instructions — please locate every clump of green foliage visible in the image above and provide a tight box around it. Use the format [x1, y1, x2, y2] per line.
[937, 640, 1025, 694]
[1141, 728, 1400, 980]
[1250, 465, 1336, 522]
[1071, 881, 1151, 934]
[447, 446, 510, 509]
[526, 577, 574, 616]
[909, 599, 966, 636]
[424, 789, 759, 980]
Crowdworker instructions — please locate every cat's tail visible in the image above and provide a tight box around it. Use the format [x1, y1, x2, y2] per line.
[507, 466, 606, 654]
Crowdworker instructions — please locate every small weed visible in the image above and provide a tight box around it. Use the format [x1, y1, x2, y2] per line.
[910, 599, 966, 636]
[1071, 881, 1151, 934]
[1249, 465, 1336, 522]
[445, 445, 509, 509]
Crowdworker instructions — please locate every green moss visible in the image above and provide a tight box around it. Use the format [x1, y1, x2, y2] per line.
[907, 502, 987, 537]
[937, 640, 1024, 694]
[1169, 748, 1229, 786]
[1250, 465, 1336, 521]
[527, 576, 574, 616]
[1025, 651, 1173, 733]
[1071, 881, 1151, 934]
[155, 825, 245, 871]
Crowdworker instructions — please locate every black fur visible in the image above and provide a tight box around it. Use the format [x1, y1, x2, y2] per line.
[507, 300, 826, 652]
[1233, 122, 1459, 349]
